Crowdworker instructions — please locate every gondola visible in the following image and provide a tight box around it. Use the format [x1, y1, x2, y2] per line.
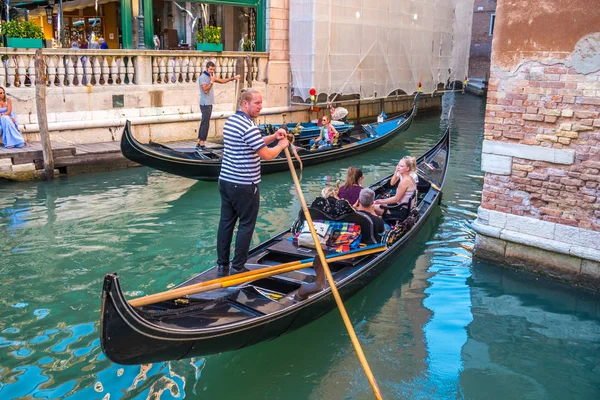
[258, 120, 354, 138]
[100, 122, 450, 365]
[120, 94, 420, 181]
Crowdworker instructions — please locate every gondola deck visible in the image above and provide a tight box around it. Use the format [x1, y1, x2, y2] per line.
[101, 121, 450, 365]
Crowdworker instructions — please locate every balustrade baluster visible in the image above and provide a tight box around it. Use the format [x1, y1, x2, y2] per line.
[167, 57, 175, 84]
[229, 58, 235, 79]
[17, 56, 27, 87]
[126, 57, 135, 84]
[7, 57, 16, 87]
[101, 57, 110, 85]
[215, 57, 223, 79]
[0, 58, 6, 87]
[152, 57, 158, 83]
[159, 57, 167, 83]
[174, 57, 182, 83]
[65, 56, 75, 86]
[191, 57, 199, 82]
[56, 56, 65, 87]
[47, 56, 56, 86]
[252, 58, 258, 81]
[74, 56, 83, 86]
[182, 57, 190, 82]
[27, 57, 35, 87]
[84, 57, 92, 86]
[92, 57, 101, 85]
[116, 58, 124, 84]
[109, 57, 118, 85]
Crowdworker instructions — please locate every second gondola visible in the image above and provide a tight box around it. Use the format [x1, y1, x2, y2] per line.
[120, 94, 420, 181]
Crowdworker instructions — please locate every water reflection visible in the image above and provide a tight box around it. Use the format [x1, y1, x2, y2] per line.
[461, 261, 600, 400]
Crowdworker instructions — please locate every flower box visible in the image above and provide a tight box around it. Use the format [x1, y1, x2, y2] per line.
[6, 38, 43, 49]
[6, 37, 43, 49]
[196, 43, 223, 52]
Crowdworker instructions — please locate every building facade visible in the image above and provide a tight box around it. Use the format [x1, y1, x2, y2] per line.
[472, 0, 600, 289]
[467, 0, 496, 79]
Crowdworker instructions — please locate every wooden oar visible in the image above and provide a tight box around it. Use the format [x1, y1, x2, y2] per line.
[128, 246, 386, 307]
[283, 147, 383, 400]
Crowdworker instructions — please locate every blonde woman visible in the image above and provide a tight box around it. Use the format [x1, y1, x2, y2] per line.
[374, 156, 418, 219]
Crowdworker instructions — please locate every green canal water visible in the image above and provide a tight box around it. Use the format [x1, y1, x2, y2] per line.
[1, 94, 599, 399]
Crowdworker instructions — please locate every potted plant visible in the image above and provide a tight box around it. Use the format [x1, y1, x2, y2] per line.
[1, 20, 45, 49]
[196, 25, 222, 52]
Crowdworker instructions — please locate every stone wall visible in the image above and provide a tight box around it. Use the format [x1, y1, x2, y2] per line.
[473, 0, 600, 289]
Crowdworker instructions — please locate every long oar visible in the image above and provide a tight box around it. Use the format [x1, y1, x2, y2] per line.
[283, 147, 383, 399]
[128, 246, 386, 307]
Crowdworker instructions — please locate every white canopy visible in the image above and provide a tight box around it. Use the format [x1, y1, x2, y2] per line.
[289, 0, 474, 101]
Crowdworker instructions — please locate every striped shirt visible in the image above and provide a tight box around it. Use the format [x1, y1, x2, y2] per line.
[219, 111, 266, 184]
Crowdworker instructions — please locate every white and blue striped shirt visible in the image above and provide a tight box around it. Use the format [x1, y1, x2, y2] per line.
[219, 111, 266, 184]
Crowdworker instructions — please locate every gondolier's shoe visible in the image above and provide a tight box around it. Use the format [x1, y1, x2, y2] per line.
[217, 264, 230, 276]
[231, 265, 248, 274]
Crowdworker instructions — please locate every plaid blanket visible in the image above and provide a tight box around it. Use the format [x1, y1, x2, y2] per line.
[293, 220, 362, 253]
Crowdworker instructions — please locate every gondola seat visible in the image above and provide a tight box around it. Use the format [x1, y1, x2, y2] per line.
[380, 191, 417, 226]
[292, 197, 379, 245]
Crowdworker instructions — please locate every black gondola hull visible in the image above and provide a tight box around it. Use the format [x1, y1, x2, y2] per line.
[120, 95, 420, 181]
[101, 120, 448, 365]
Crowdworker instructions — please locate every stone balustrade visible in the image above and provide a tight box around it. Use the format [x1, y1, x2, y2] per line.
[150, 52, 263, 84]
[0, 49, 268, 88]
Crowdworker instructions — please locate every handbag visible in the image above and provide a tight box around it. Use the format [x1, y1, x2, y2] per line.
[295, 220, 333, 250]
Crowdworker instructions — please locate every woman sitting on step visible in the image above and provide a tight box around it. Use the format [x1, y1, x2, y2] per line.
[0, 87, 25, 148]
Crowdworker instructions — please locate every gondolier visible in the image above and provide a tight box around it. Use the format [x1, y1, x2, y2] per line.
[197, 61, 240, 151]
[217, 89, 289, 276]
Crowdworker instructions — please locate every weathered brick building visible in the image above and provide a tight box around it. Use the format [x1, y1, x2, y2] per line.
[472, 0, 600, 289]
[468, 0, 496, 79]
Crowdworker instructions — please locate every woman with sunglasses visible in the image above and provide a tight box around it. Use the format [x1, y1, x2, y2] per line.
[0, 87, 25, 148]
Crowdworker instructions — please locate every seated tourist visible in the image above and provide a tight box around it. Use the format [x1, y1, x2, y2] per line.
[338, 167, 364, 206]
[374, 156, 417, 220]
[355, 188, 386, 243]
[321, 186, 338, 199]
[310, 115, 339, 149]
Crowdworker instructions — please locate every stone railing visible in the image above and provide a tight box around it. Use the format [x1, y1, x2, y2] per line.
[150, 51, 267, 84]
[0, 49, 268, 88]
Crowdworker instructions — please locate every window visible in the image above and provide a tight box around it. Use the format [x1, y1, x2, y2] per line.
[489, 13, 496, 36]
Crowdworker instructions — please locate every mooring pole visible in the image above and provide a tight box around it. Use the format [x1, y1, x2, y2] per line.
[34, 49, 54, 180]
[234, 57, 245, 111]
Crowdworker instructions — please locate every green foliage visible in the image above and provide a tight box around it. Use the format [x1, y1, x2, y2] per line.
[1, 20, 45, 39]
[242, 38, 253, 51]
[196, 25, 221, 45]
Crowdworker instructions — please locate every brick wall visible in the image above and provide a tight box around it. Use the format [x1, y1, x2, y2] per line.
[482, 61, 600, 231]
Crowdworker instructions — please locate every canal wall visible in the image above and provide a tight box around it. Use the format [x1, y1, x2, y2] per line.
[472, 0, 600, 290]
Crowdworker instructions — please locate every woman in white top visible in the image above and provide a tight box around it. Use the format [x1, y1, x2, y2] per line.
[374, 156, 417, 218]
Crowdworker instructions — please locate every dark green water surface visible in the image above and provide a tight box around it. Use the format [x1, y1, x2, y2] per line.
[1, 94, 599, 399]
